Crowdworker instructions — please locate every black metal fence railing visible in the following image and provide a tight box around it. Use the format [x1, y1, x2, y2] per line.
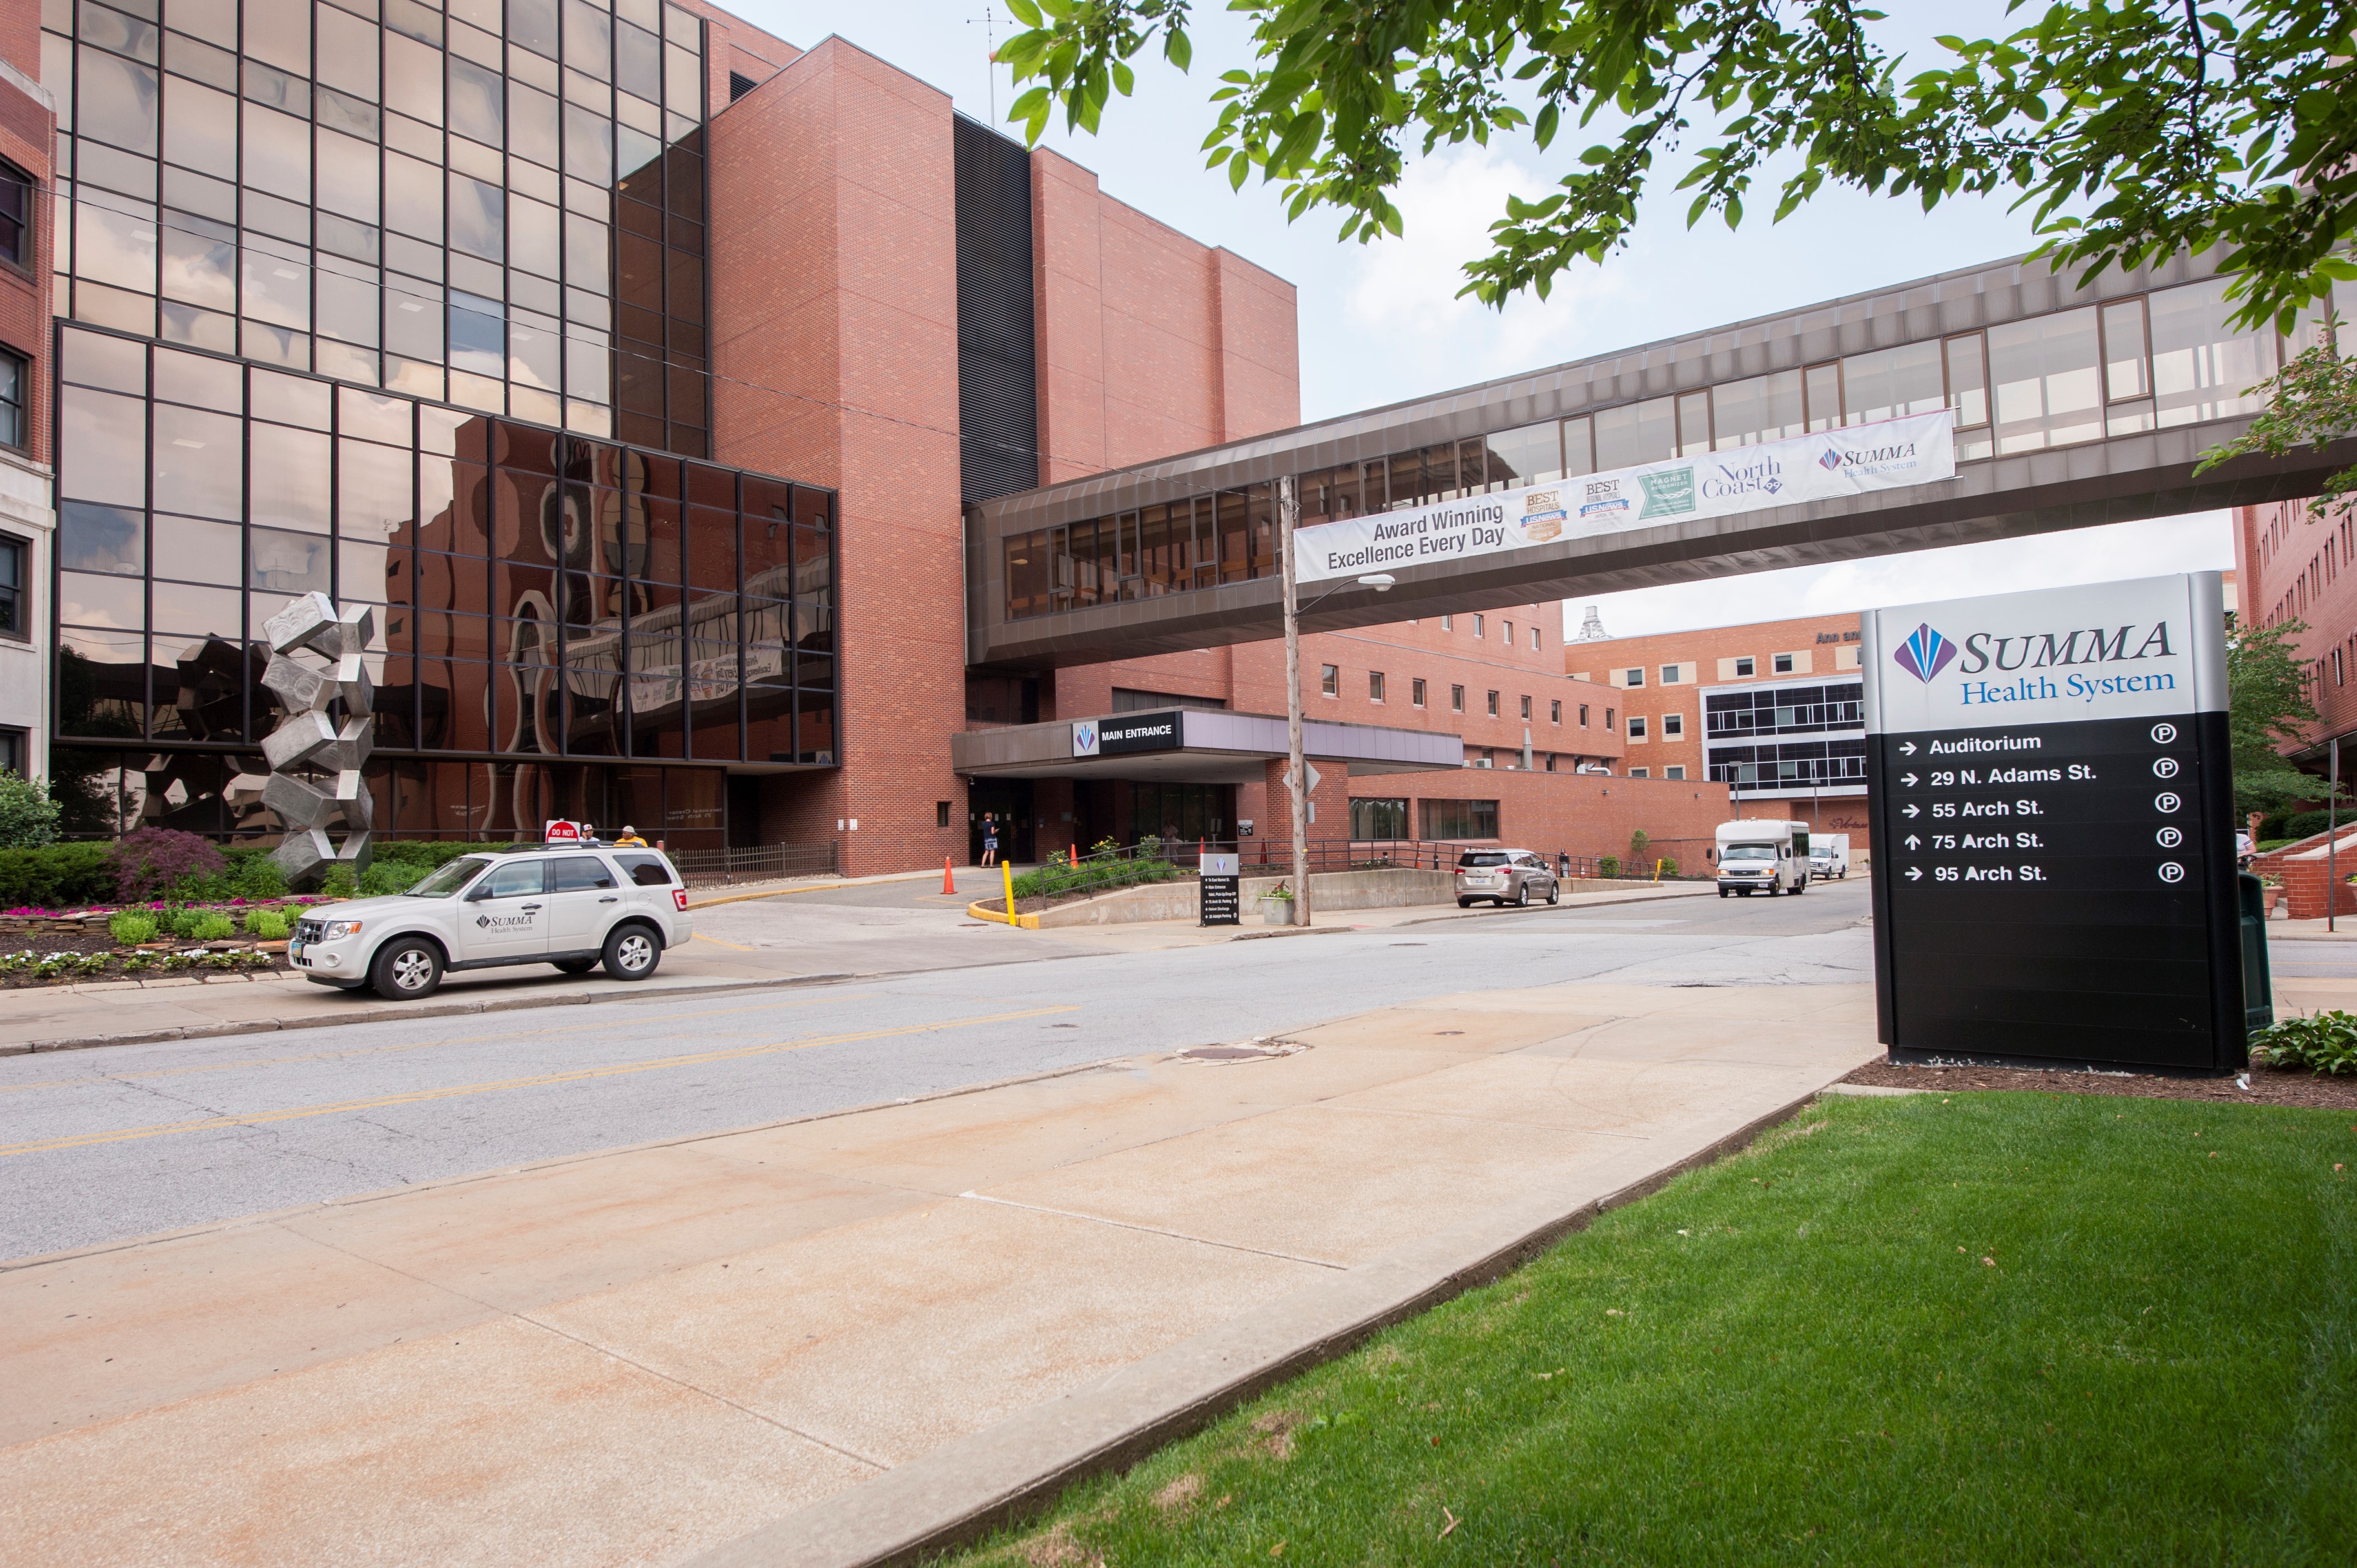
[1005, 835, 1720, 906]
[670, 841, 840, 887]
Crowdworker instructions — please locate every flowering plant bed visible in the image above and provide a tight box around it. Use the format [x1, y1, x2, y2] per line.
[0, 942, 286, 988]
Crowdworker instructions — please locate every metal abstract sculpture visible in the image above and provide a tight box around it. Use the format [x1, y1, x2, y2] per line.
[252, 592, 376, 888]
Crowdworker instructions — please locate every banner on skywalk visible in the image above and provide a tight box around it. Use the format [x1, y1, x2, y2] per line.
[1294, 408, 1957, 584]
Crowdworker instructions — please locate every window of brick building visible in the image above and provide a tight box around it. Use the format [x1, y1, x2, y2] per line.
[1663, 713, 1684, 737]
[1422, 798, 1499, 839]
[1451, 684, 1465, 712]
[1369, 670, 1386, 702]
[1624, 667, 1645, 687]
[1735, 656, 1756, 677]
[1474, 613, 1485, 638]
[1412, 678, 1427, 706]
[1664, 765, 1686, 780]
[0, 533, 22, 639]
[1773, 653, 1795, 673]
[1660, 664, 1681, 684]
[1504, 620, 1514, 644]
[0, 161, 28, 270]
[1628, 715, 1648, 739]
[1579, 703, 1590, 726]
[1630, 766, 1649, 778]
[1320, 663, 1339, 697]
[1442, 615, 1453, 631]
[1531, 625, 1541, 650]
[1520, 695, 1532, 720]
[1550, 699, 1561, 724]
[1605, 708, 1615, 730]
[0, 350, 25, 450]
[936, 801, 951, 827]
[1486, 690, 1500, 716]
[0, 726, 21, 775]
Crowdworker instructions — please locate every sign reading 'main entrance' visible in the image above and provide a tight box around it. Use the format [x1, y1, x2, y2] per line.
[1295, 409, 1957, 584]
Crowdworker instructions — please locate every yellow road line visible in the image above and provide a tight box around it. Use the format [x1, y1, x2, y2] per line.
[0, 1004, 1079, 1157]
[0, 995, 881, 1095]
[693, 932, 758, 951]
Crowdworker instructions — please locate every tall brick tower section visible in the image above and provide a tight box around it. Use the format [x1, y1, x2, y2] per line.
[707, 41, 969, 875]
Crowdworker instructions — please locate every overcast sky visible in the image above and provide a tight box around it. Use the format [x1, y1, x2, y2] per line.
[727, 1, 2238, 635]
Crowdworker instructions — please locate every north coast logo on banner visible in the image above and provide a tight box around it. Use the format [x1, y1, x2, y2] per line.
[1295, 408, 1957, 582]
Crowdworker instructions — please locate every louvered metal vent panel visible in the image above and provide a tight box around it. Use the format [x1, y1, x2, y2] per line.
[953, 114, 1041, 507]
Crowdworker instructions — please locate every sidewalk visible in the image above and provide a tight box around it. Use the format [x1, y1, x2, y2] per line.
[0, 882, 1714, 1055]
[0, 978, 1879, 1568]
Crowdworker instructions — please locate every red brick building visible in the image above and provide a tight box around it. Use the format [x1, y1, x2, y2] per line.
[2239, 494, 2356, 759]
[0, 28, 52, 785]
[1567, 609, 1874, 860]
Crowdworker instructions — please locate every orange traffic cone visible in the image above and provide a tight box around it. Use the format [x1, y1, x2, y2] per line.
[942, 855, 955, 895]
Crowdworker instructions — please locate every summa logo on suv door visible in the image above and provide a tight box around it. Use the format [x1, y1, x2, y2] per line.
[476, 912, 536, 929]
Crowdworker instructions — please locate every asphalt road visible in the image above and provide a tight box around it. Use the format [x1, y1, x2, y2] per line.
[0, 884, 1877, 1260]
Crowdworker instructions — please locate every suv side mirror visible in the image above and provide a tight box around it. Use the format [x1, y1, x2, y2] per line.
[464, 883, 492, 902]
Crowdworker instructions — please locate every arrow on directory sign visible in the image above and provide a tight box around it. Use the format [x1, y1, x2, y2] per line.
[1903, 803, 1921, 818]
[1905, 834, 1921, 850]
[1906, 866, 1924, 881]
[1901, 773, 1919, 787]
[1900, 742, 1917, 755]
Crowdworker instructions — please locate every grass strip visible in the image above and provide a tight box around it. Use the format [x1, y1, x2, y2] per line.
[952, 1092, 2357, 1566]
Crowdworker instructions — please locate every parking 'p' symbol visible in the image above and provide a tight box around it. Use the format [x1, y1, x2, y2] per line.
[2154, 792, 2183, 813]
[2150, 723, 2178, 745]
[2153, 757, 2180, 778]
[2158, 862, 2186, 884]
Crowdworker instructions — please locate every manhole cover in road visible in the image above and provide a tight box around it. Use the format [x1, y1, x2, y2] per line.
[1391, 942, 1428, 947]
[1434, 1030, 1465, 1036]
[1176, 1040, 1305, 1064]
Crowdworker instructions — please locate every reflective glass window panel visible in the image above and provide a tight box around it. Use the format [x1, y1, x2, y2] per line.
[59, 568, 147, 628]
[510, 0, 559, 58]
[239, 101, 309, 200]
[386, 277, 445, 360]
[239, 0, 305, 76]
[565, 212, 610, 291]
[2149, 277, 2274, 429]
[564, 0, 611, 78]
[447, 291, 503, 375]
[614, 19, 659, 101]
[74, 197, 159, 292]
[149, 579, 240, 639]
[151, 513, 240, 584]
[60, 499, 146, 574]
[158, 213, 235, 309]
[316, 130, 380, 224]
[252, 365, 330, 428]
[563, 102, 613, 183]
[340, 436, 414, 543]
[1840, 341, 1945, 424]
[664, 43, 697, 115]
[448, 172, 503, 260]
[2102, 298, 2149, 401]
[314, 268, 380, 346]
[448, 55, 503, 148]
[1710, 369, 1802, 449]
[314, 4, 379, 99]
[1944, 334, 1989, 429]
[162, 74, 234, 169]
[1561, 415, 1593, 477]
[81, 0, 161, 63]
[1592, 396, 1674, 471]
[249, 421, 332, 529]
[510, 318, 561, 391]
[341, 384, 412, 444]
[385, 154, 442, 241]
[1988, 306, 2102, 453]
[61, 385, 151, 507]
[152, 403, 241, 517]
[249, 524, 332, 594]
[509, 80, 560, 167]
[80, 46, 160, 154]
[64, 327, 148, 393]
[383, 32, 442, 125]
[1804, 363, 1841, 431]
[239, 243, 310, 328]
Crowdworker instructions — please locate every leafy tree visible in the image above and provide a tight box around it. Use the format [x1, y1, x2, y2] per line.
[2227, 616, 2340, 818]
[0, 771, 61, 848]
[1002, 2, 2357, 486]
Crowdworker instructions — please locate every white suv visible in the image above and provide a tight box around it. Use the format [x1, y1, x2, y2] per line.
[291, 844, 694, 999]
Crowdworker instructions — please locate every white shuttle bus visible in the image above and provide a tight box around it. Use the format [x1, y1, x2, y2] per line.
[1715, 820, 1811, 898]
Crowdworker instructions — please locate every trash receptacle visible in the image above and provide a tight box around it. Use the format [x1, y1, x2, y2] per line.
[2239, 871, 2273, 1035]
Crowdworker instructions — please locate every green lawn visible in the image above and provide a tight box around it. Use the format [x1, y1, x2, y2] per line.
[954, 1094, 2357, 1566]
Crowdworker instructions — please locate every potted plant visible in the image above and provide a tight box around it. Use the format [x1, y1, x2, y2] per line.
[2258, 873, 2283, 915]
[1258, 881, 1296, 925]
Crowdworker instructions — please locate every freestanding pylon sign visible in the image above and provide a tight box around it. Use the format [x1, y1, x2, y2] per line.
[1861, 572, 2244, 1074]
[257, 591, 376, 889]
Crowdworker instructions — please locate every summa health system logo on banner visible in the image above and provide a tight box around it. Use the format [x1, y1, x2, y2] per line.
[1892, 616, 2181, 706]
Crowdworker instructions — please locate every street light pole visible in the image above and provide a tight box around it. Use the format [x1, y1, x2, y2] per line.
[1279, 474, 1310, 926]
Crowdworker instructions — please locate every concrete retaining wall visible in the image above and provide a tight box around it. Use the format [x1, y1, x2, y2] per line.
[1026, 868, 1454, 928]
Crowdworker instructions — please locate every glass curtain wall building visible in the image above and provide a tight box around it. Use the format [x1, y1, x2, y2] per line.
[42, 0, 713, 456]
[39, 0, 840, 847]
[53, 321, 836, 845]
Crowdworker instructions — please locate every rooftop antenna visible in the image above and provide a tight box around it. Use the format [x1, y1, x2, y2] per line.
[1574, 604, 1610, 642]
[965, 11, 1000, 125]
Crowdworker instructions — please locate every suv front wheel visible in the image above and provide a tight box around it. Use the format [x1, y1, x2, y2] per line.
[370, 936, 445, 1000]
[603, 923, 662, 981]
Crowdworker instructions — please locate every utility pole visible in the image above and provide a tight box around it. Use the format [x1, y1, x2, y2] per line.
[1280, 474, 1310, 926]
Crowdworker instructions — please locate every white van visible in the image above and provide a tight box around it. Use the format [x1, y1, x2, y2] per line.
[1808, 833, 1851, 880]
[1715, 820, 1811, 898]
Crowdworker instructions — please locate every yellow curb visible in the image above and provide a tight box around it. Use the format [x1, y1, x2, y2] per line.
[965, 900, 1036, 930]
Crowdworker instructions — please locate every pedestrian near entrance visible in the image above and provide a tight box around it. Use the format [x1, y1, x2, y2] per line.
[614, 826, 647, 847]
[980, 816, 999, 867]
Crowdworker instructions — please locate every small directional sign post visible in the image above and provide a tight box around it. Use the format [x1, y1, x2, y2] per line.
[1861, 572, 2245, 1073]
[1199, 852, 1242, 927]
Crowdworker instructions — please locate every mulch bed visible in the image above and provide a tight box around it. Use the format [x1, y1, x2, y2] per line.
[0, 937, 292, 988]
[1844, 1059, 2357, 1110]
